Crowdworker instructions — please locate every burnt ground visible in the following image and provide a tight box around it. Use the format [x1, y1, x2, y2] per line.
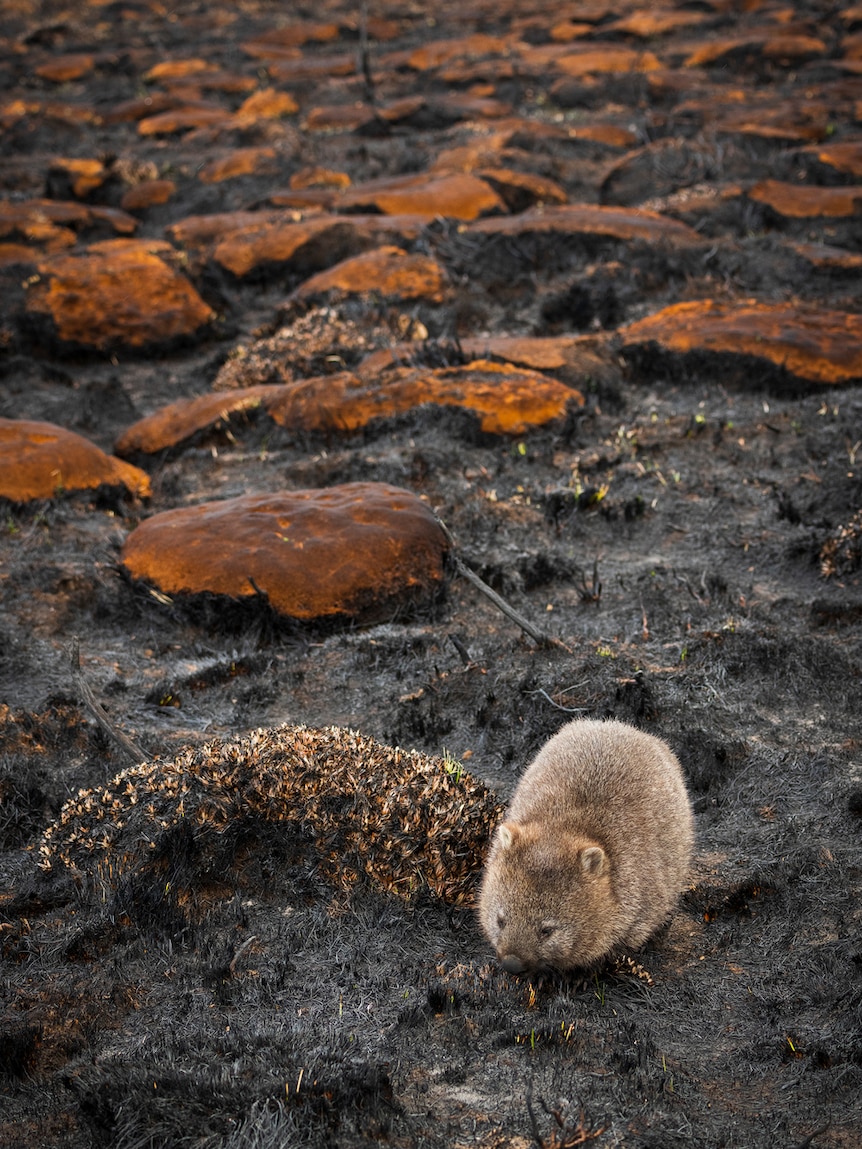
[1, 0, 862, 1146]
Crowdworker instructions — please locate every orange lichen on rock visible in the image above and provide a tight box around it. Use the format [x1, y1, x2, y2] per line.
[114, 385, 287, 457]
[234, 88, 299, 119]
[337, 172, 506, 220]
[568, 124, 638, 148]
[554, 48, 661, 76]
[26, 238, 214, 349]
[789, 241, 862, 270]
[291, 246, 447, 303]
[138, 106, 233, 135]
[406, 34, 511, 71]
[120, 483, 448, 622]
[267, 360, 582, 436]
[749, 179, 862, 218]
[801, 141, 862, 178]
[468, 203, 701, 244]
[120, 179, 177, 210]
[0, 418, 150, 502]
[175, 212, 426, 278]
[198, 148, 277, 184]
[144, 58, 213, 82]
[46, 158, 108, 199]
[35, 54, 96, 82]
[620, 300, 862, 384]
[289, 166, 351, 190]
[607, 10, 710, 37]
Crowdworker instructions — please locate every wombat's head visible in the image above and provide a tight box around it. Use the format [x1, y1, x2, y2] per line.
[478, 821, 620, 973]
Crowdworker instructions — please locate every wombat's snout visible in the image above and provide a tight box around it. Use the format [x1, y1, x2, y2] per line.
[500, 953, 527, 974]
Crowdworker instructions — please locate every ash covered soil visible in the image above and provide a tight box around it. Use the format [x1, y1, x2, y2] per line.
[1, 0, 862, 1146]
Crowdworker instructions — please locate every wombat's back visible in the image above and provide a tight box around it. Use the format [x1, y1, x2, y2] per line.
[479, 718, 694, 971]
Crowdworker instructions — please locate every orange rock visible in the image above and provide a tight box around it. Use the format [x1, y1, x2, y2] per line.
[607, 10, 710, 37]
[468, 203, 701, 244]
[748, 179, 862, 218]
[144, 58, 213, 82]
[567, 124, 638, 148]
[477, 168, 567, 211]
[115, 386, 287, 457]
[763, 34, 827, 62]
[120, 179, 177, 210]
[684, 34, 824, 68]
[27, 239, 215, 350]
[620, 300, 862, 385]
[267, 360, 582, 436]
[289, 167, 351, 190]
[198, 148, 277, 184]
[550, 22, 594, 42]
[0, 199, 136, 248]
[802, 141, 862, 178]
[234, 88, 299, 119]
[360, 335, 615, 384]
[138, 105, 233, 135]
[789, 241, 862, 270]
[555, 48, 661, 76]
[46, 158, 107, 199]
[119, 483, 448, 622]
[292, 246, 447, 303]
[35, 54, 96, 83]
[0, 418, 150, 502]
[303, 104, 375, 132]
[338, 172, 505, 220]
[406, 34, 511, 71]
[0, 243, 37, 267]
[240, 23, 340, 57]
[268, 54, 356, 82]
[202, 214, 425, 278]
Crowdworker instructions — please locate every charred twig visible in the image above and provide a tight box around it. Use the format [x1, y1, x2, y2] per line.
[526, 1081, 606, 1148]
[575, 558, 602, 605]
[228, 935, 258, 977]
[358, 0, 375, 104]
[69, 638, 150, 766]
[790, 1123, 830, 1149]
[436, 517, 569, 651]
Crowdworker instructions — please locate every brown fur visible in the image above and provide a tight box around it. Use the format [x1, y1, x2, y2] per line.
[478, 718, 694, 972]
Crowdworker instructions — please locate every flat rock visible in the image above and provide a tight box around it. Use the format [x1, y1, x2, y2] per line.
[168, 211, 426, 278]
[120, 483, 448, 623]
[120, 179, 177, 211]
[620, 300, 862, 385]
[26, 238, 215, 350]
[554, 47, 661, 76]
[748, 179, 862, 218]
[0, 418, 150, 502]
[468, 203, 702, 245]
[800, 140, 862, 178]
[291, 246, 447, 303]
[337, 172, 506, 221]
[266, 360, 583, 436]
[198, 147, 278, 184]
[115, 385, 286, 457]
[116, 357, 583, 455]
[789, 241, 862, 270]
[359, 334, 617, 385]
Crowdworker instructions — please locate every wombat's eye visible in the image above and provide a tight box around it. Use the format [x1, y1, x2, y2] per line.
[496, 911, 506, 930]
[539, 923, 556, 939]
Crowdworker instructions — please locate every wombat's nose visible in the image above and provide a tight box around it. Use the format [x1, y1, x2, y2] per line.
[500, 954, 526, 974]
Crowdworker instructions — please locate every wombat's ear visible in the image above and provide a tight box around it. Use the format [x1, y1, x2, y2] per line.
[580, 845, 607, 877]
[497, 822, 521, 850]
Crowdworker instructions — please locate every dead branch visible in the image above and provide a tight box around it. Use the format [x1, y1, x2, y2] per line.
[436, 516, 570, 652]
[69, 637, 151, 766]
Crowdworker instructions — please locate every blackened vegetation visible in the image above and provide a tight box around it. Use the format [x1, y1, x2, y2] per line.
[2, 0, 862, 1145]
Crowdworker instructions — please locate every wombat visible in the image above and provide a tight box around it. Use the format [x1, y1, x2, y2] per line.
[479, 718, 694, 973]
